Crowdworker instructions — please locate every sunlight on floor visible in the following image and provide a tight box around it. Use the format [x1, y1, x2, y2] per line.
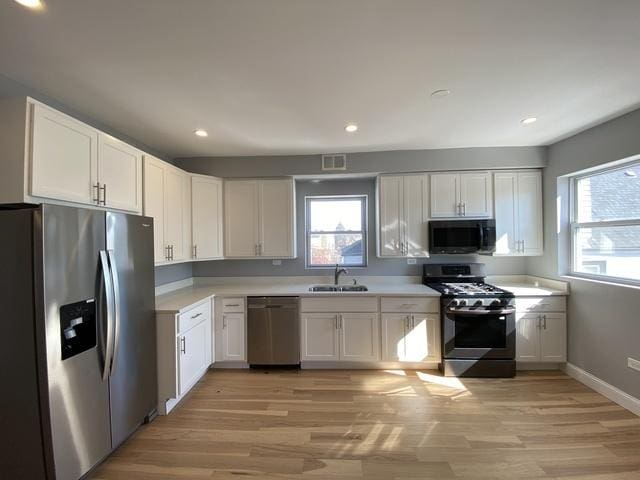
[416, 371, 467, 390]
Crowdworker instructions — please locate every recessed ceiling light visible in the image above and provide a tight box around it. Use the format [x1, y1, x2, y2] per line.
[431, 89, 451, 98]
[345, 124, 358, 133]
[521, 117, 537, 125]
[14, 0, 43, 9]
[194, 129, 208, 137]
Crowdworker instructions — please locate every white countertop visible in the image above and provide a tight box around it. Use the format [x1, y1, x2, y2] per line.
[155, 274, 569, 313]
[155, 277, 440, 314]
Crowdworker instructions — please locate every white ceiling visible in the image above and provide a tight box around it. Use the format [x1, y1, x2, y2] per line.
[1, 0, 640, 158]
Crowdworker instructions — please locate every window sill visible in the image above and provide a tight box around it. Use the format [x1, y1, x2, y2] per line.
[561, 273, 640, 292]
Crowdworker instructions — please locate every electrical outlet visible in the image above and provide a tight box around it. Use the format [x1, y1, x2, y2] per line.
[407, 258, 417, 265]
[272, 259, 282, 266]
[628, 357, 640, 372]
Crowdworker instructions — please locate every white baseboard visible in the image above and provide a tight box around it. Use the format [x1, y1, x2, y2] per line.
[301, 361, 440, 370]
[564, 363, 640, 417]
[517, 362, 563, 371]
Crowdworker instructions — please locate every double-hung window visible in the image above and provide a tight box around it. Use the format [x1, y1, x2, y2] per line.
[305, 195, 367, 267]
[571, 160, 640, 283]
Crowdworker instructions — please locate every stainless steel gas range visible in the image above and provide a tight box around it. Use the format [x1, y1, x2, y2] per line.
[423, 263, 516, 378]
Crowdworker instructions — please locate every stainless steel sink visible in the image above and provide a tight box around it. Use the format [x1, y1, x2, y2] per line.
[308, 284, 368, 292]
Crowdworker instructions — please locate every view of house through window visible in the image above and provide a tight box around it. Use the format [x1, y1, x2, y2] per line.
[306, 196, 367, 267]
[572, 160, 640, 282]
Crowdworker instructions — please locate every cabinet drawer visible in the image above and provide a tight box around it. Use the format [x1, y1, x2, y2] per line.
[300, 296, 378, 313]
[381, 297, 439, 313]
[178, 300, 211, 334]
[222, 297, 245, 313]
[515, 296, 566, 313]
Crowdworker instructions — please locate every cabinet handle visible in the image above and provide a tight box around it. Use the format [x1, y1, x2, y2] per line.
[543, 314, 547, 330]
[521, 239, 525, 253]
[191, 312, 202, 319]
[223, 316, 227, 329]
[98, 183, 107, 205]
[456, 203, 461, 216]
[339, 314, 343, 330]
[405, 315, 411, 330]
[165, 245, 170, 261]
[225, 304, 241, 307]
[93, 182, 101, 204]
[334, 315, 339, 330]
[193, 245, 198, 258]
[463, 202, 466, 216]
[180, 337, 186, 354]
[537, 315, 542, 329]
[411, 314, 415, 329]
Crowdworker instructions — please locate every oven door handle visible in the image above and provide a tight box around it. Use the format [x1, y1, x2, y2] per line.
[446, 307, 515, 316]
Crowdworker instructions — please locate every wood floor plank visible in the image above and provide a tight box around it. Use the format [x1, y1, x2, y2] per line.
[89, 369, 640, 480]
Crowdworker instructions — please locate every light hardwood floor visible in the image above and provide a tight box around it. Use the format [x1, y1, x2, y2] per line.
[91, 369, 640, 479]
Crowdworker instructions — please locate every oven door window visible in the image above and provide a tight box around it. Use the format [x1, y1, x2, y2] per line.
[454, 314, 506, 349]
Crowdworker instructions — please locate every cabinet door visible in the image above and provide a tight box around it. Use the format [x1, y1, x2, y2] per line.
[222, 313, 246, 361]
[340, 313, 380, 362]
[164, 167, 188, 261]
[378, 176, 403, 257]
[494, 172, 518, 255]
[30, 103, 98, 205]
[540, 313, 566, 362]
[259, 179, 295, 257]
[517, 171, 544, 256]
[381, 314, 409, 361]
[143, 156, 167, 264]
[459, 172, 492, 217]
[406, 314, 440, 362]
[225, 181, 259, 257]
[301, 313, 339, 361]
[515, 313, 540, 362]
[430, 173, 459, 218]
[97, 134, 142, 213]
[191, 176, 223, 260]
[178, 320, 208, 396]
[403, 175, 429, 257]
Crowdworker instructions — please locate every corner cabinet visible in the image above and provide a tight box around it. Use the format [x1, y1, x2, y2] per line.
[224, 178, 296, 258]
[377, 174, 429, 257]
[191, 175, 224, 260]
[143, 155, 191, 264]
[494, 171, 543, 256]
[0, 98, 142, 213]
[430, 171, 492, 218]
[156, 299, 213, 415]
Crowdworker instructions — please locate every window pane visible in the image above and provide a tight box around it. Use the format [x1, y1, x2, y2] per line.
[309, 233, 364, 266]
[577, 166, 640, 222]
[575, 225, 640, 281]
[309, 199, 363, 232]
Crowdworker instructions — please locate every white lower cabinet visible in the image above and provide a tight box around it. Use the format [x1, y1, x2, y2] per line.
[515, 297, 566, 363]
[381, 313, 439, 362]
[301, 312, 379, 362]
[301, 313, 340, 361]
[222, 313, 246, 361]
[156, 299, 213, 415]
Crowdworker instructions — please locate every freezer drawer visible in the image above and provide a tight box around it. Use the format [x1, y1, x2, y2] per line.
[247, 297, 299, 366]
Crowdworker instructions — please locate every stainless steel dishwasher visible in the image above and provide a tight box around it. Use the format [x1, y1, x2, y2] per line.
[247, 297, 300, 366]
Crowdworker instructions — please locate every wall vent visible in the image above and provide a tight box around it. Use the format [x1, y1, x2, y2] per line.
[321, 154, 347, 171]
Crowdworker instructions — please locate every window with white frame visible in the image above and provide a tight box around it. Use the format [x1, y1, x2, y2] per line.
[305, 195, 367, 267]
[571, 160, 640, 283]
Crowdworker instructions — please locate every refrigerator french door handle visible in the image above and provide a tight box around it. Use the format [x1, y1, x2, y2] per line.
[107, 250, 121, 377]
[99, 250, 115, 380]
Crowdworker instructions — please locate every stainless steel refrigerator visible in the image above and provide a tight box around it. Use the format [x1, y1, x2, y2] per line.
[0, 204, 157, 480]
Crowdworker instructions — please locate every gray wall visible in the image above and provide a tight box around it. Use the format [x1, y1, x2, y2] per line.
[527, 107, 640, 400]
[155, 262, 193, 287]
[175, 146, 546, 178]
[192, 178, 526, 278]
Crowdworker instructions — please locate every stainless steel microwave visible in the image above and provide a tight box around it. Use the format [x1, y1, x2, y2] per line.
[429, 219, 496, 254]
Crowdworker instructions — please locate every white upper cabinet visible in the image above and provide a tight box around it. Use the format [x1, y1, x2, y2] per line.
[224, 180, 260, 257]
[260, 179, 295, 257]
[191, 175, 224, 260]
[225, 178, 296, 258]
[431, 171, 492, 218]
[31, 103, 99, 206]
[97, 134, 142, 212]
[0, 99, 143, 213]
[143, 155, 191, 264]
[494, 170, 543, 256]
[377, 174, 429, 257]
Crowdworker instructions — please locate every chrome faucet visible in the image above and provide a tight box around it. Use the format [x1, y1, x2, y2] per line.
[334, 264, 348, 286]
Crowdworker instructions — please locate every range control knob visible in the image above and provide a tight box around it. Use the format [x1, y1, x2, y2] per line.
[490, 299, 502, 306]
[458, 299, 467, 307]
[450, 299, 459, 307]
[473, 300, 483, 307]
